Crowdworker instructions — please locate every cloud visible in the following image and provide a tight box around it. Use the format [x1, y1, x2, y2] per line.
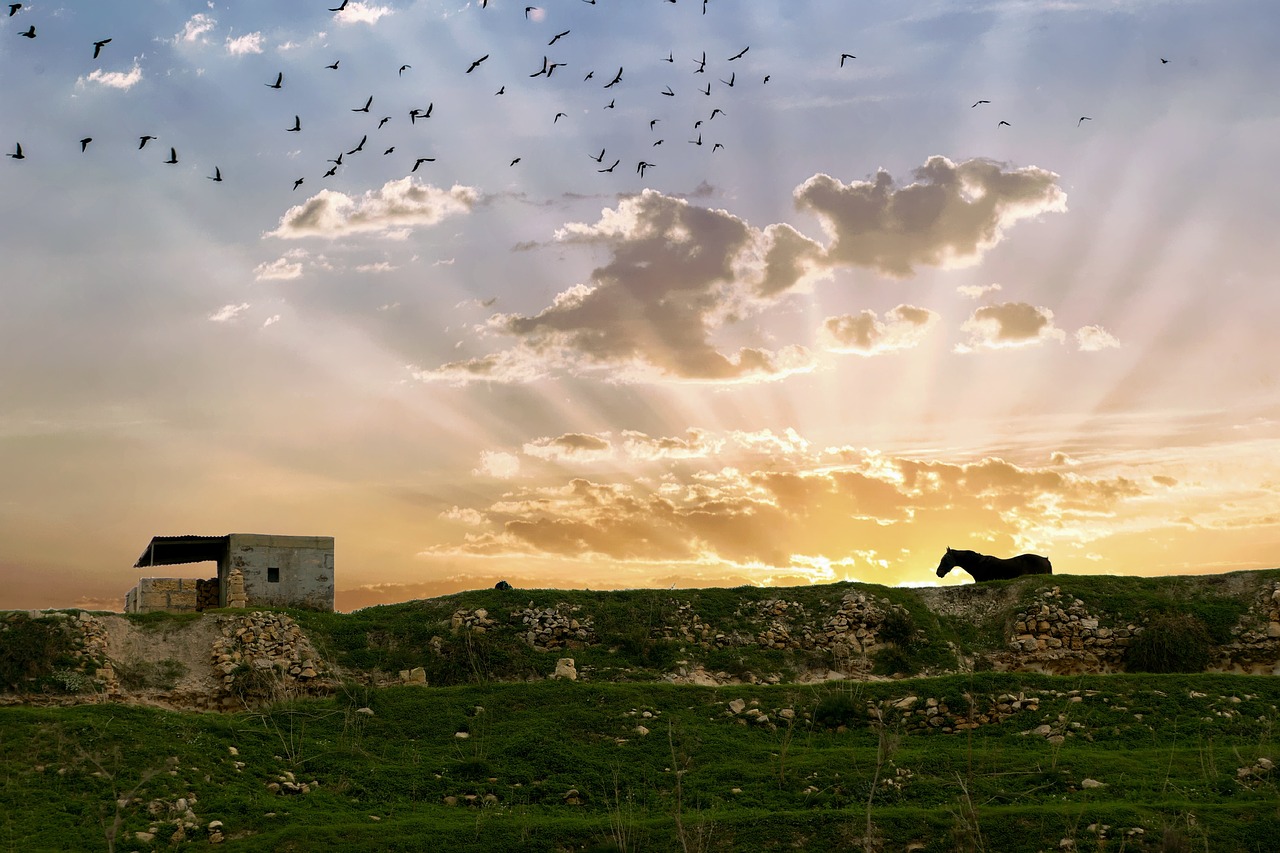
[355, 261, 397, 273]
[209, 303, 250, 323]
[957, 283, 1003, 299]
[176, 13, 216, 44]
[524, 433, 615, 463]
[225, 32, 264, 55]
[1075, 324, 1120, 351]
[473, 450, 520, 479]
[262, 315, 281, 328]
[420, 190, 820, 384]
[956, 302, 1065, 352]
[266, 178, 477, 239]
[335, 2, 393, 25]
[78, 63, 143, 90]
[822, 304, 939, 355]
[253, 255, 304, 281]
[428, 444, 1145, 580]
[622, 428, 726, 461]
[794, 156, 1067, 278]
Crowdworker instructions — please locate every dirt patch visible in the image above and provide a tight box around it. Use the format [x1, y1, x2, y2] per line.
[98, 614, 223, 698]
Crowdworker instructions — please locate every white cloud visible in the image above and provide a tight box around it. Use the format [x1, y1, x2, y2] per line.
[254, 256, 304, 281]
[209, 303, 250, 323]
[956, 302, 1066, 352]
[355, 261, 396, 273]
[176, 13, 216, 44]
[335, 2, 393, 25]
[822, 304, 939, 355]
[524, 433, 615, 463]
[78, 63, 143, 90]
[262, 315, 281, 328]
[957, 283, 1003, 299]
[473, 450, 520, 479]
[225, 33, 264, 55]
[266, 178, 477, 239]
[1075, 325, 1120, 351]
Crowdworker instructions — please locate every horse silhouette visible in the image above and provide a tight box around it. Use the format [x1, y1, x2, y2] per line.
[935, 547, 1051, 581]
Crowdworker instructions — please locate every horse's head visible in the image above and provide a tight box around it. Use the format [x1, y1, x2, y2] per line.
[935, 547, 956, 578]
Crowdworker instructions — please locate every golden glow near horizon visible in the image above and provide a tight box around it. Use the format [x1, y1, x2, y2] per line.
[1, 2, 1278, 611]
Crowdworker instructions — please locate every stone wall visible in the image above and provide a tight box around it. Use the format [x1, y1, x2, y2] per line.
[211, 611, 331, 706]
[124, 577, 205, 614]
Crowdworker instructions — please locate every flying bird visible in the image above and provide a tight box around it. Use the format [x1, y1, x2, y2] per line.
[398, 64, 411, 75]
[636, 161, 653, 177]
[553, 112, 566, 123]
[287, 115, 301, 132]
[79, 137, 92, 152]
[530, 55, 549, 77]
[689, 134, 702, 146]
[328, 152, 344, 166]
[971, 99, 990, 107]
[549, 29, 569, 45]
[7, 5, 20, 18]
[329, 1, 348, 11]
[701, 83, 711, 96]
[709, 108, 725, 119]
[293, 177, 305, 190]
[164, 147, 178, 164]
[525, 6, 537, 18]
[138, 135, 155, 149]
[720, 71, 734, 87]
[92, 38, 111, 59]
[590, 148, 605, 162]
[7, 142, 23, 159]
[266, 72, 283, 88]
[763, 75, 770, 83]
[467, 54, 489, 73]
[348, 134, 367, 154]
[661, 85, 675, 96]
[604, 67, 622, 88]
[18, 23, 33, 37]
[997, 120, 1011, 127]
[378, 116, 391, 128]
[604, 99, 614, 108]
[326, 60, 340, 70]
[1078, 116, 1092, 126]
[663, 51, 673, 63]
[495, 86, 505, 95]
[209, 167, 222, 182]
[598, 159, 619, 173]
[583, 70, 594, 81]
[412, 157, 435, 171]
[383, 147, 395, 155]
[727, 45, 748, 60]
[653, 139, 663, 146]
[712, 142, 724, 151]
[650, 119, 660, 130]
[509, 157, 521, 166]
[1160, 57, 1169, 63]
[323, 165, 338, 177]
[839, 53, 855, 66]
[693, 51, 706, 73]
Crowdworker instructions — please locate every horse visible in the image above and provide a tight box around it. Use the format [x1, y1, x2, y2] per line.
[935, 547, 1052, 582]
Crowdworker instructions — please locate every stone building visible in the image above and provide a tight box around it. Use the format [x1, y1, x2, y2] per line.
[125, 533, 334, 614]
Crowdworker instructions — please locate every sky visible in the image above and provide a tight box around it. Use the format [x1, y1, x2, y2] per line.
[1, 0, 1278, 612]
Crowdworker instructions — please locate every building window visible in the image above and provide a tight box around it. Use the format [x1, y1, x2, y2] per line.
[267, 567, 280, 583]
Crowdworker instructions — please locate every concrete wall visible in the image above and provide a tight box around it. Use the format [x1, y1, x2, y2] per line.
[124, 577, 203, 614]
[225, 534, 334, 612]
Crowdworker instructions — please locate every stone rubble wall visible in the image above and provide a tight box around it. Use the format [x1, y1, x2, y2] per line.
[211, 611, 331, 705]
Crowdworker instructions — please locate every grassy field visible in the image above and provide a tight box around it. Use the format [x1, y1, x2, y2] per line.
[2, 672, 1278, 851]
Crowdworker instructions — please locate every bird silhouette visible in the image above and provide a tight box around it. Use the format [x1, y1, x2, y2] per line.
[209, 167, 222, 182]
[653, 139, 663, 146]
[590, 148, 605, 162]
[164, 147, 178, 164]
[326, 60, 340, 70]
[549, 29, 569, 45]
[266, 72, 282, 88]
[79, 137, 92, 152]
[604, 67, 622, 88]
[293, 177, 305, 190]
[467, 54, 489, 73]
[18, 23, 34, 38]
[971, 99, 990, 108]
[530, 55, 549, 77]
[525, 6, 537, 18]
[323, 165, 338, 177]
[839, 53, 855, 66]
[554, 112, 567, 123]
[138, 135, 155, 149]
[92, 38, 111, 59]
[7, 142, 23, 159]
[583, 71, 594, 81]
[287, 115, 301, 132]
[1078, 116, 1092, 126]
[650, 119, 660, 130]
[1160, 57, 1169, 64]
[383, 147, 395, 155]
[328, 152, 344, 166]
[661, 85, 675, 96]
[997, 120, 1011, 127]
[709, 108, 725, 119]
[7, 5, 20, 18]
[329, 1, 348, 11]
[510, 157, 521, 166]
[398, 64, 411, 75]
[701, 83, 711, 96]
[663, 51, 673, 63]
[495, 86, 505, 95]
[727, 46, 748, 60]
[636, 161, 653, 177]
[694, 51, 706, 72]
[712, 142, 724, 151]
[412, 157, 435, 171]
[378, 116, 391, 128]
[720, 72, 734, 87]
[598, 159, 619, 172]
[348, 135, 367, 154]
[763, 75, 770, 83]
[689, 134, 702, 146]
[353, 95, 372, 112]
[604, 98, 615, 108]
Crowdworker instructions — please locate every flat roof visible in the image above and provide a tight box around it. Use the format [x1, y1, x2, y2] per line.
[134, 535, 230, 568]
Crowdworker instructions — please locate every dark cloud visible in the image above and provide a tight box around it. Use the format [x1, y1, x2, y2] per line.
[795, 156, 1066, 278]
[821, 304, 938, 355]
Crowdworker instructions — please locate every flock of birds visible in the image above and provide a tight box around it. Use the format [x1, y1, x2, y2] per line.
[4, 1, 1170, 190]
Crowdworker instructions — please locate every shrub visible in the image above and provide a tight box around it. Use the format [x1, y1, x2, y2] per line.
[1125, 613, 1213, 673]
[814, 692, 864, 729]
[0, 615, 77, 690]
[876, 607, 917, 650]
[871, 645, 918, 677]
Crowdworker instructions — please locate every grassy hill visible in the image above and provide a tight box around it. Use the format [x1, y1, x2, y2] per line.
[2, 570, 1279, 851]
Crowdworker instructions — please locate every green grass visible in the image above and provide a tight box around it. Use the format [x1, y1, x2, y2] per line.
[3, 673, 1278, 851]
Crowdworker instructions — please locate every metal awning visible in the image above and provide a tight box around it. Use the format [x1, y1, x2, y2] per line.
[134, 535, 230, 568]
